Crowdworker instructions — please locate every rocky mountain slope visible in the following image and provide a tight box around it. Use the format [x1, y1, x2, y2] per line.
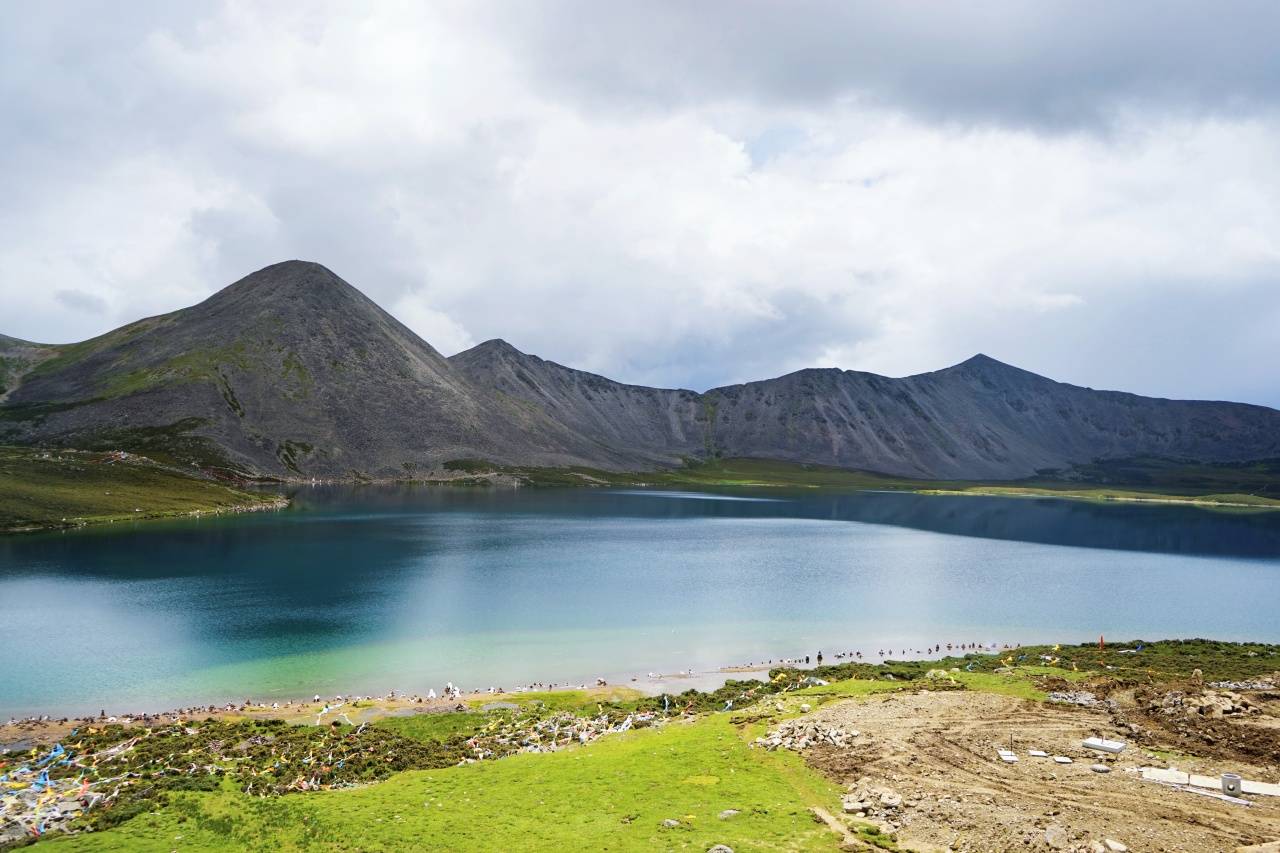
[0, 334, 54, 403]
[4, 260, 1279, 480]
[449, 339, 708, 460]
[450, 341, 1280, 480]
[697, 356, 1280, 479]
[0, 262, 636, 478]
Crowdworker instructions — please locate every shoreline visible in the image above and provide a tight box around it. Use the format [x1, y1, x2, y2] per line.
[1, 640, 1009, 744]
[0, 493, 289, 536]
[6, 460, 1277, 537]
[6, 477, 1274, 539]
[917, 487, 1280, 511]
[266, 475, 1280, 511]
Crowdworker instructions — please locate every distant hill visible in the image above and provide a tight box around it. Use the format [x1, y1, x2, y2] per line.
[451, 340, 1280, 480]
[3, 260, 1279, 481]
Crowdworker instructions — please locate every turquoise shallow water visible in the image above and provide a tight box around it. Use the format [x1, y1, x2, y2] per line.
[2, 485, 1279, 717]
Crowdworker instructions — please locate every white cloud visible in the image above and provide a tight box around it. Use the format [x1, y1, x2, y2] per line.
[389, 296, 475, 357]
[1, 2, 1279, 407]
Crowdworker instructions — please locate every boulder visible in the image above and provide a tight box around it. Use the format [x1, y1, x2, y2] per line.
[841, 796, 869, 814]
[1044, 824, 1068, 849]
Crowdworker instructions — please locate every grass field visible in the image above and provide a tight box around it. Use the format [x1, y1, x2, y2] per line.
[0, 446, 285, 533]
[47, 715, 839, 852]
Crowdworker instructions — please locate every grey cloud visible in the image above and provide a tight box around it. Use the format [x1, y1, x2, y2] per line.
[53, 289, 109, 315]
[1, 2, 1279, 411]
[497, 1, 1280, 129]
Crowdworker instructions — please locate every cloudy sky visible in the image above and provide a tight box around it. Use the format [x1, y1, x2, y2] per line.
[3, 2, 1279, 406]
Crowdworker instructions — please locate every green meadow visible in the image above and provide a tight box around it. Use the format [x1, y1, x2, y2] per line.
[48, 715, 837, 852]
[0, 446, 283, 533]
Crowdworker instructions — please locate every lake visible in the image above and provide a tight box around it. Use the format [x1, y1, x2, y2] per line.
[2, 485, 1279, 718]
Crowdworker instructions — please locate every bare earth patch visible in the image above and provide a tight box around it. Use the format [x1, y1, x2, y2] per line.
[794, 689, 1280, 852]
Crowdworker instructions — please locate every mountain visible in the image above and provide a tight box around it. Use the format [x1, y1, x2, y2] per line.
[451, 342, 1280, 480]
[697, 355, 1280, 479]
[0, 334, 54, 402]
[3, 260, 1279, 481]
[449, 339, 707, 460]
[0, 262, 638, 478]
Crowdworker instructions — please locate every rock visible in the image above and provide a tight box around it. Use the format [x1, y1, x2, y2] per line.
[1103, 840, 1129, 852]
[707, 846, 734, 853]
[1235, 843, 1280, 853]
[879, 791, 903, 809]
[800, 703, 811, 713]
[759, 718, 858, 753]
[1044, 824, 1068, 849]
[661, 818, 680, 828]
[717, 809, 740, 820]
[841, 796, 870, 814]
[1090, 764, 1111, 774]
[1089, 843, 1107, 853]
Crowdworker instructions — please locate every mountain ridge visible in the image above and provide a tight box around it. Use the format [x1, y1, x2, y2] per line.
[4, 260, 1279, 480]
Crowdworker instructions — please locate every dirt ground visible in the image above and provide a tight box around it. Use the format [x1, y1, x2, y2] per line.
[798, 689, 1280, 853]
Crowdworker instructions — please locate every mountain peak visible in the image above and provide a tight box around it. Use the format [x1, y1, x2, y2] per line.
[222, 259, 345, 293]
[472, 338, 525, 356]
[945, 353, 1030, 375]
[261, 259, 334, 275]
[929, 353, 1057, 389]
[958, 353, 1006, 369]
[193, 260, 372, 319]
[451, 338, 535, 367]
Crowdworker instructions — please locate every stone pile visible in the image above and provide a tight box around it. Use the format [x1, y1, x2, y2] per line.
[1149, 690, 1259, 719]
[1047, 691, 1100, 707]
[1041, 824, 1129, 852]
[475, 710, 658, 757]
[0, 779, 89, 846]
[754, 718, 859, 752]
[1207, 677, 1276, 691]
[840, 777, 906, 820]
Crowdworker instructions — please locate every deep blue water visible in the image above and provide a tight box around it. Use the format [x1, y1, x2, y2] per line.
[2, 485, 1278, 717]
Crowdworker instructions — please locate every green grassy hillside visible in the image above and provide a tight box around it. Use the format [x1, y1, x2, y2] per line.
[0, 446, 286, 533]
[47, 716, 837, 852]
